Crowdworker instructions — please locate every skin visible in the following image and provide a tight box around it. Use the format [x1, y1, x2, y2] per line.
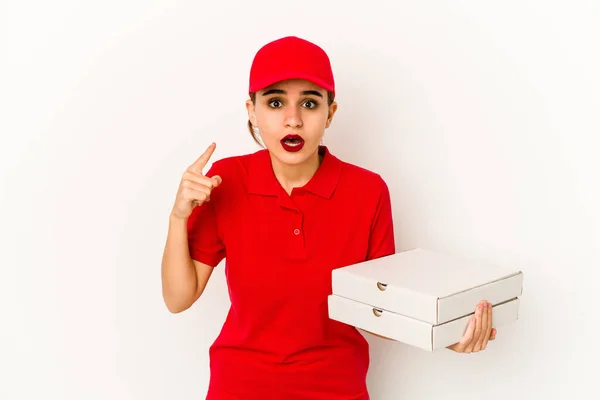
[246, 79, 497, 352]
[446, 300, 497, 353]
[246, 79, 337, 194]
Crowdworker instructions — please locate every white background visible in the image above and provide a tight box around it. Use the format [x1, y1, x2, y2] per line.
[1, 1, 599, 399]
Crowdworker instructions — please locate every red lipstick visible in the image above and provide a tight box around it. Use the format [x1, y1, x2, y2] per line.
[280, 134, 305, 152]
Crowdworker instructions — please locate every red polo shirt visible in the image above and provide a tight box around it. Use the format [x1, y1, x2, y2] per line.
[187, 146, 395, 400]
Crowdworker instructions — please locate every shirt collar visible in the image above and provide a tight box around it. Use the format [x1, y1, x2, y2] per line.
[248, 145, 342, 199]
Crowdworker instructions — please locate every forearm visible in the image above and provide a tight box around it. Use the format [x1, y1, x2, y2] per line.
[361, 329, 395, 341]
[161, 214, 198, 312]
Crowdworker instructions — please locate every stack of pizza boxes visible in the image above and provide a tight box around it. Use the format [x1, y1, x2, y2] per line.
[328, 248, 523, 351]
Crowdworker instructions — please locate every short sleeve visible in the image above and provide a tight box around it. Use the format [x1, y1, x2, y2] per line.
[186, 164, 226, 267]
[366, 176, 396, 260]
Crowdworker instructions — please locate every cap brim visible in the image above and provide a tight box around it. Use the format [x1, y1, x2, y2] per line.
[250, 71, 334, 94]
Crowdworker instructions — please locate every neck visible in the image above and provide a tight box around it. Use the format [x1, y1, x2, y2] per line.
[271, 147, 323, 194]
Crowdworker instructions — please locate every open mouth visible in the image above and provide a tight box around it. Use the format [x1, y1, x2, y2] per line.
[280, 135, 305, 152]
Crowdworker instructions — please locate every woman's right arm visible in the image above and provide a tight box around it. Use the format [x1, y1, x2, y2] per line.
[161, 143, 222, 313]
[161, 214, 214, 313]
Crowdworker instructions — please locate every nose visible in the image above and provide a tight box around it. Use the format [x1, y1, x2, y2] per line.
[284, 104, 303, 129]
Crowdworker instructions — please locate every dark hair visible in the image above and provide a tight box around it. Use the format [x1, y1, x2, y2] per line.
[247, 91, 335, 147]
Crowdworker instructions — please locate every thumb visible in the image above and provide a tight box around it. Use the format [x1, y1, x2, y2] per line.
[212, 175, 222, 188]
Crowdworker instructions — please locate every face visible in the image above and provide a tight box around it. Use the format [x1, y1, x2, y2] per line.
[246, 79, 337, 166]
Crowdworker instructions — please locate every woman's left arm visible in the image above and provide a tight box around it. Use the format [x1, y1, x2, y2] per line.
[361, 329, 394, 341]
[446, 300, 497, 353]
[359, 177, 396, 342]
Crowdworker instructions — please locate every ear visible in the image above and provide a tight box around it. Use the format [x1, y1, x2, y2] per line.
[246, 99, 258, 128]
[325, 101, 338, 128]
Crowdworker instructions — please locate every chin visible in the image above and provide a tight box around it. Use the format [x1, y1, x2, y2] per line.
[269, 142, 318, 165]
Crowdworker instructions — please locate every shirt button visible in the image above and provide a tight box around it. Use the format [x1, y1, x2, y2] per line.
[294, 228, 300, 235]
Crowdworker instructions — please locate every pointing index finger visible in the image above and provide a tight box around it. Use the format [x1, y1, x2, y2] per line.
[190, 142, 216, 173]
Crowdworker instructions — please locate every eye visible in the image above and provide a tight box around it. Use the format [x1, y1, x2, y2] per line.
[303, 100, 318, 109]
[268, 99, 283, 108]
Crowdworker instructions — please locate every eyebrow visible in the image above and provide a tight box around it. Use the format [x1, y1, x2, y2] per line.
[261, 89, 323, 98]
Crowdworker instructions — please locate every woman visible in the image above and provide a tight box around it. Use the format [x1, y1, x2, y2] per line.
[161, 36, 496, 400]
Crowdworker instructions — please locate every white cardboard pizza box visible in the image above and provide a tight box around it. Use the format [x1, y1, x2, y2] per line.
[328, 295, 520, 351]
[328, 248, 523, 351]
[331, 248, 523, 325]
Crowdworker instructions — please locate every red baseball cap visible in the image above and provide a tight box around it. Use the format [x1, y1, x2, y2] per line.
[248, 36, 335, 95]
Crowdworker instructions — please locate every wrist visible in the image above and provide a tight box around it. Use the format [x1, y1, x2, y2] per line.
[169, 211, 188, 225]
